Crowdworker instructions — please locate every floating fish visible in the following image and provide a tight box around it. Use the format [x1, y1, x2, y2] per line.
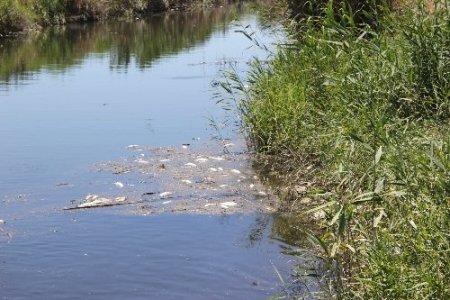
[114, 182, 124, 188]
[135, 158, 150, 164]
[159, 192, 172, 198]
[220, 201, 237, 209]
[209, 156, 225, 161]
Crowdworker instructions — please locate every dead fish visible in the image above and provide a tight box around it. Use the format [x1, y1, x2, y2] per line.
[220, 201, 237, 209]
[135, 158, 150, 164]
[113, 168, 130, 174]
[85, 194, 99, 202]
[224, 143, 235, 147]
[230, 169, 241, 174]
[209, 168, 218, 172]
[114, 182, 124, 188]
[159, 192, 172, 198]
[181, 179, 193, 184]
[115, 197, 127, 202]
[185, 163, 197, 167]
[79, 197, 112, 208]
[127, 144, 139, 149]
[162, 200, 172, 205]
[202, 177, 215, 184]
[209, 156, 225, 161]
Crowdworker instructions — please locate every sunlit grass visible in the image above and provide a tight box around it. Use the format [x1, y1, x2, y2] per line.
[225, 0, 449, 298]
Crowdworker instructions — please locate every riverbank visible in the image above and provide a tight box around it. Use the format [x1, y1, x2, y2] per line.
[233, 0, 449, 298]
[0, 0, 232, 36]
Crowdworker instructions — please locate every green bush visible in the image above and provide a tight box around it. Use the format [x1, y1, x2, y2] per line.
[0, 0, 34, 34]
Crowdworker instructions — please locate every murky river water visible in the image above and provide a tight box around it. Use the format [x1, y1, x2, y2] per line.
[0, 5, 317, 299]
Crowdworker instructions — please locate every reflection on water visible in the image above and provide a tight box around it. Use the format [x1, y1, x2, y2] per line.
[0, 4, 315, 300]
[0, 6, 239, 87]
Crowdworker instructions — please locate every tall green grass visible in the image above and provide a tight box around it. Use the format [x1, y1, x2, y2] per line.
[226, 0, 449, 298]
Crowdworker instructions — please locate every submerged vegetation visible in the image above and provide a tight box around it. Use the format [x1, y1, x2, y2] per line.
[225, 0, 449, 298]
[0, 0, 229, 35]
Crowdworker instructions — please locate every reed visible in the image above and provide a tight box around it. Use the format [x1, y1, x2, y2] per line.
[225, 0, 450, 298]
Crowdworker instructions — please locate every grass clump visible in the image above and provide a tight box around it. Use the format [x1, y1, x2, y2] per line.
[229, 0, 449, 298]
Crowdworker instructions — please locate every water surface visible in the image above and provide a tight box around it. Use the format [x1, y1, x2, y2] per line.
[0, 5, 312, 299]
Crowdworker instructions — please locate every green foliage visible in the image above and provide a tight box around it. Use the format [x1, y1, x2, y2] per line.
[226, 0, 450, 298]
[0, 0, 229, 33]
[0, 0, 35, 34]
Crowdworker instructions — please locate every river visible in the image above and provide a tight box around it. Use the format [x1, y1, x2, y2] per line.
[0, 4, 317, 299]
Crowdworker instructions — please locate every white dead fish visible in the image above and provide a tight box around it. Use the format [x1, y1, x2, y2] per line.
[159, 192, 172, 198]
[114, 182, 124, 188]
[135, 158, 150, 164]
[160, 159, 170, 163]
[115, 197, 127, 202]
[79, 197, 112, 208]
[258, 191, 268, 196]
[220, 202, 237, 209]
[230, 169, 241, 174]
[185, 163, 197, 167]
[209, 168, 218, 172]
[162, 200, 172, 205]
[219, 184, 228, 188]
[127, 144, 139, 149]
[209, 156, 225, 161]
[195, 157, 208, 163]
[181, 179, 193, 184]
[85, 194, 99, 202]
[204, 203, 214, 207]
[224, 143, 235, 147]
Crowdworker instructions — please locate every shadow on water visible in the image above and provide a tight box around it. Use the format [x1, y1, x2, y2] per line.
[0, 5, 242, 86]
